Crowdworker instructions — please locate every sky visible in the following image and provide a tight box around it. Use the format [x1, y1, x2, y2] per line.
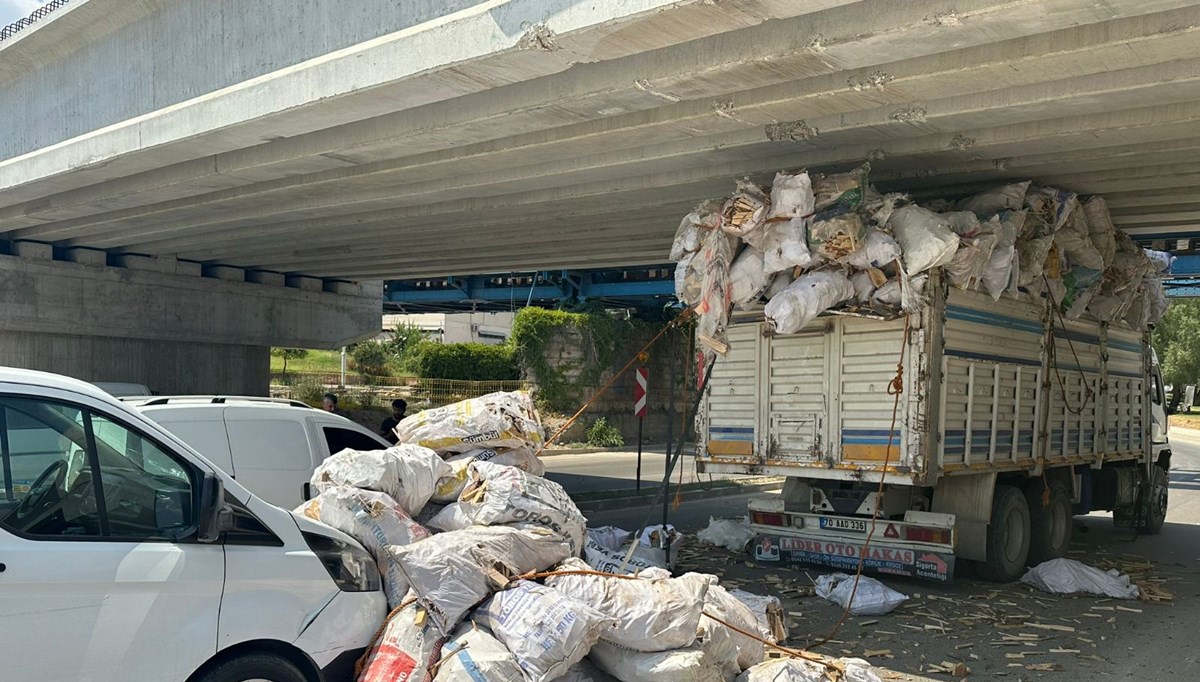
[0, 0, 49, 28]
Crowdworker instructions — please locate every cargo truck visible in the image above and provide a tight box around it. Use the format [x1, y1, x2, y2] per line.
[696, 273, 1170, 582]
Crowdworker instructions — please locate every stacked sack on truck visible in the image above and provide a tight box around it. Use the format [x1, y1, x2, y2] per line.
[670, 166, 1172, 357]
[294, 389, 878, 682]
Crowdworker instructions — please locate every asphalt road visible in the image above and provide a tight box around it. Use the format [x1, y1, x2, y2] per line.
[543, 448, 730, 494]
[575, 431, 1200, 680]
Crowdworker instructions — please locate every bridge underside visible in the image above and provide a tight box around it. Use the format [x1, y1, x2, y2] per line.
[3, 0, 1200, 284]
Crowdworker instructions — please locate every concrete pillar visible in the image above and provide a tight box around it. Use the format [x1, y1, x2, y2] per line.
[0, 252, 381, 396]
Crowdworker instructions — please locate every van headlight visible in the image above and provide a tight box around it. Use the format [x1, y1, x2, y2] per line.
[302, 532, 382, 592]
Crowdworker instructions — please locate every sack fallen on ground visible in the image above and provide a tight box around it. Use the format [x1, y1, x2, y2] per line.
[729, 589, 788, 644]
[587, 526, 632, 552]
[815, 573, 908, 616]
[295, 486, 429, 608]
[558, 658, 620, 682]
[696, 516, 755, 553]
[545, 557, 714, 652]
[957, 180, 1031, 218]
[429, 447, 544, 505]
[588, 641, 728, 682]
[1020, 558, 1139, 599]
[730, 247, 770, 308]
[764, 271, 854, 334]
[701, 583, 765, 671]
[476, 580, 617, 682]
[395, 390, 544, 455]
[887, 205, 958, 274]
[310, 445, 450, 516]
[735, 658, 881, 682]
[448, 461, 587, 553]
[767, 171, 815, 221]
[583, 537, 663, 575]
[391, 526, 574, 635]
[358, 591, 448, 682]
[434, 621, 524, 682]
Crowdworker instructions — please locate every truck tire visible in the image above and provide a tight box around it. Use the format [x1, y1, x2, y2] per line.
[194, 653, 310, 682]
[1025, 478, 1073, 565]
[1143, 465, 1168, 535]
[977, 485, 1031, 583]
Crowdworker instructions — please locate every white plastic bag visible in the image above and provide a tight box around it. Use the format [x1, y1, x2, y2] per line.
[1020, 558, 1139, 599]
[721, 180, 771, 247]
[545, 558, 714, 652]
[702, 583, 765, 671]
[295, 486, 430, 607]
[696, 516, 755, 553]
[957, 181, 1030, 217]
[476, 580, 617, 682]
[729, 589, 788, 644]
[449, 461, 587, 553]
[730, 247, 770, 308]
[762, 217, 818, 275]
[358, 591, 448, 682]
[887, 205, 959, 274]
[396, 390, 544, 454]
[430, 446, 544, 504]
[310, 445, 451, 516]
[840, 228, 902, 270]
[764, 271, 854, 334]
[815, 573, 908, 616]
[736, 658, 881, 682]
[767, 171, 815, 221]
[589, 641, 727, 682]
[435, 622, 525, 682]
[392, 526, 574, 634]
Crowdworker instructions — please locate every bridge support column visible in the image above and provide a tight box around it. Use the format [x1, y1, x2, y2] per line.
[0, 249, 381, 395]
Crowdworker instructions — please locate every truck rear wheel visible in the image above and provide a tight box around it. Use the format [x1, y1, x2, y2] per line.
[1143, 465, 1168, 535]
[977, 485, 1030, 583]
[1025, 478, 1073, 565]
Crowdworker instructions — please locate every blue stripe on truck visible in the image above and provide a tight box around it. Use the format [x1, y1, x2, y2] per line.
[946, 306, 1043, 335]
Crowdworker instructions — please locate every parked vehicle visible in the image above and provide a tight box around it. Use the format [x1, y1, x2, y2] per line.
[93, 381, 154, 397]
[123, 396, 391, 509]
[0, 368, 386, 682]
[697, 275, 1171, 582]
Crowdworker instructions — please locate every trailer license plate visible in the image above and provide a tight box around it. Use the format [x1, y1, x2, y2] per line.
[820, 518, 866, 533]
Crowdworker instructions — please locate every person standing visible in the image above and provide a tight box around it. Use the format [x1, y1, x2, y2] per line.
[379, 399, 407, 444]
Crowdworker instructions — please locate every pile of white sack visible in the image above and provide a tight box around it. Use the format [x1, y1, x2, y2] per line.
[295, 390, 878, 682]
[671, 168, 1173, 357]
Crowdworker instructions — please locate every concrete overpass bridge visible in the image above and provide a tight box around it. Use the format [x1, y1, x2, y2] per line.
[4, 0, 1200, 391]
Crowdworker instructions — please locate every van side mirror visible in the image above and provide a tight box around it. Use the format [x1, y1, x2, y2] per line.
[198, 472, 232, 543]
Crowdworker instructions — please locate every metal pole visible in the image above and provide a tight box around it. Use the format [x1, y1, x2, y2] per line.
[340, 346, 347, 387]
[662, 331, 678, 569]
[636, 416, 644, 493]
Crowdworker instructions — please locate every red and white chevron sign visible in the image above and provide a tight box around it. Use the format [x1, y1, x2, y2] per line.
[634, 367, 648, 417]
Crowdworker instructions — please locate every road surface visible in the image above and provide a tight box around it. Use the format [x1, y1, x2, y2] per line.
[576, 430, 1200, 680]
[543, 448, 732, 494]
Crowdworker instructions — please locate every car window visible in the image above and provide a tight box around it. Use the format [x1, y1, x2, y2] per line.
[323, 426, 386, 456]
[0, 397, 195, 541]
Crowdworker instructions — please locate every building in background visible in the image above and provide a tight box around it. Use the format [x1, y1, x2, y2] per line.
[380, 312, 514, 345]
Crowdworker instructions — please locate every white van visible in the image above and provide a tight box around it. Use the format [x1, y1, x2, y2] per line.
[124, 396, 390, 509]
[0, 368, 386, 682]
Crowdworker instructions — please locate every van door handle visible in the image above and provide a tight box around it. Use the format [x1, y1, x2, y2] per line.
[302, 482, 313, 501]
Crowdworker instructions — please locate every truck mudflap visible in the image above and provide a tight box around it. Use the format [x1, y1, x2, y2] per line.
[751, 533, 955, 582]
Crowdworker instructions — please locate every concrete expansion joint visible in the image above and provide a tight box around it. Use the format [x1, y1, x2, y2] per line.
[891, 105, 928, 123]
[764, 119, 820, 143]
[950, 132, 977, 151]
[517, 22, 558, 52]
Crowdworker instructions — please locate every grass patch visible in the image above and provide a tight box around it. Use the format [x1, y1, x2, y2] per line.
[1169, 413, 1200, 430]
[270, 349, 343, 373]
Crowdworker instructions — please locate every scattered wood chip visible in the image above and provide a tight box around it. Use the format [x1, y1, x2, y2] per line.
[1114, 606, 1142, 613]
[1024, 622, 1075, 632]
[862, 649, 892, 658]
[1049, 648, 1081, 654]
[1026, 663, 1063, 672]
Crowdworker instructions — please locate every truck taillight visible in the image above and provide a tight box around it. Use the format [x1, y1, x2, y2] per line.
[903, 527, 951, 544]
[750, 511, 785, 526]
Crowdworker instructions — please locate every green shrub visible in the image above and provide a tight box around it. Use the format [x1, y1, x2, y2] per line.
[585, 417, 625, 448]
[291, 378, 327, 406]
[350, 341, 391, 378]
[408, 341, 519, 381]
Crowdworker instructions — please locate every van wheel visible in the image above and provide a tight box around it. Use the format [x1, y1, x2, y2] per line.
[976, 485, 1031, 583]
[195, 653, 310, 682]
[1025, 478, 1073, 565]
[1142, 466, 1168, 535]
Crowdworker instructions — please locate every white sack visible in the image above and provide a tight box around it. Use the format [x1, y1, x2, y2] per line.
[696, 516, 755, 553]
[477, 580, 616, 682]
[729, 590, 788, 644]
[583, 537, 662, 575]
[545, 557, 714, 652]
[957, 181, 1031, 217]
[670, 202, 721, 262]
[358, 592, 448, 682]
[730, 247, 770, 307]
[850, 271, 876, 303]
[1017, 234, 1055, 287]
[1146, 249, 1174, 274]
[310, 445, 450, 516]
[451, 461, 587, 553]
[425, 502, 474, 533]
[396, 390, 544, 455]
[559, 658, 620, 682]
[812, 165, 867, 213]
[815, 573, 908, 616]
[589, 641, 727, 682]
[809, 213, 866, 260]
[703, 583, 766, 671]
[295, 486, 430, 608]
[979, 211, 1024, 299]
[762, 217, 818, 275]
[588, 526, 633, 552]
[736, 658, 881, 682]
[696, 228, 737, 355]
[721, 180, 771, 248]
[675, 252, 703, 307]
[767, 171, 815, 221]
[765, 271, 793, 299]
[868, 192, 907, 228]
[840, 228, 902, 270]
[435, 622, 525, 682]
[391, 526, 574, 634]
[1026, 187, 1077, 232]
[430, 446, 544, 504]
[887, 205, 958, 274]
[764, 271, 854, 334]
[1083, 196, 1118, 267]
[1020, 558, 1139, 599]
[1053, 201, 1105, 270]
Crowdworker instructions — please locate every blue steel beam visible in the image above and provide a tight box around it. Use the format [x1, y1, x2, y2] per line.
[1170, 254, 1200, 276]
[384, 266, 677, 310]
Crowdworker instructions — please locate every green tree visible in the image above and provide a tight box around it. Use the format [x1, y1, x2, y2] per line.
[388, 323, 427, 361]
[1151, 299, 1200, 412]
[271, 348, 308, 378]
[350, 341, 392, 380]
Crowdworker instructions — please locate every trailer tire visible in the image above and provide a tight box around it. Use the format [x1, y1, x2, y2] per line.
[977, 485, 1030, 583]
[1024, 478, 1073, 565]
